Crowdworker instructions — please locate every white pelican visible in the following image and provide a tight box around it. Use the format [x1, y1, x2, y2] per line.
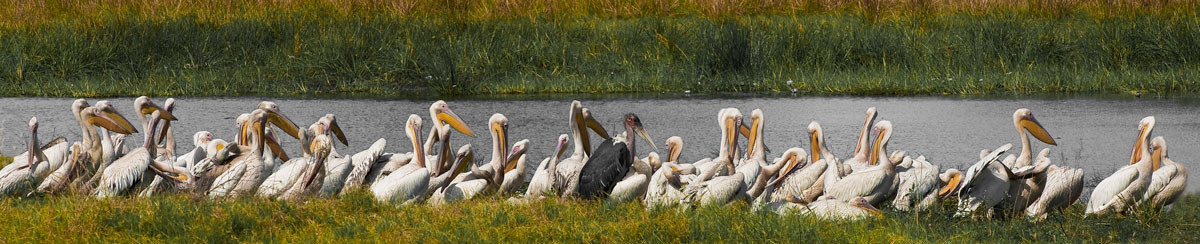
[822, 120, 896, 206]
[36, 101, 138, 194]
[644, 163, 695, 209]
[607, 152, 659, 204]
[575, 113, 656, 199]
[428, 145, 473, 197]
[84, 100, 153, 190]
[0, 117, 67, 197]
[842, 107, 877, 174]
[556, 102, 611, 198]
[956, 143, 1034, 217]
[681, 109, 745, 208]
[189, 139, 237, 192]
[277, 134, 334, 202]
[498, 140, 531, 196]
[1142, 136, 1187, 210]
[891, 156, 945, 212]
[422, 101, 476, 173]
[689, 108, 741, 185]
[763, 121, 836, 204]
[371, 115, 432, 205]
[94, 111, 191, 198]
[1087, 116, 1156, 216]
[524, 134, 571, 199]
[1024, 164, 1083, 220]
[1001, 108, 1059, 214]
[341, 138, 388, 193]
[735, 109, 766, 190]
[772, 196, 881, 220]
[209, 108, 296, 199]
[429, 114, 513, 205]
[258, 120, 335, 199]
[139, 129, 210, 197]
[762, 148, 823, 204]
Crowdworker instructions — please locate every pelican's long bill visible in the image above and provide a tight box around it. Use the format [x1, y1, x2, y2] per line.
[504, 140, 529, 174]
[868, 125, 885, 166]
[266, 110, 302, 140]
[327, 116, 349, 145]
[264, 131, 290, 162]
[436, 108, 475, 137]
[724, 115, 739, 160]
[1129, 117, 1155, 165]
[744, 116, 760, 156]
[139, 99, 178, 121]
[104, 109, 140, 135]
[1019, 114, 1056, 146]
[938, 173, 963, 198]
[809, 127, 821, 164]
[407, 115, 426, 168]
[86, 107, 136, 134]
[582, 108, 611, 140]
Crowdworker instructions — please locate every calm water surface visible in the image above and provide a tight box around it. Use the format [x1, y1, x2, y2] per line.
[1, 96, 1197, 194]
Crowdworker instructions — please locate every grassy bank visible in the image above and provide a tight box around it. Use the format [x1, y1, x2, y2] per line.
[1, 1, 1198, 97]
[0, 190, 1196, 242]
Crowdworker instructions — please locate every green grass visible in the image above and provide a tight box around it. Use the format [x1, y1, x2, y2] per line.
[0, 190, 1197, 242]
[1, 2, 1198, 97]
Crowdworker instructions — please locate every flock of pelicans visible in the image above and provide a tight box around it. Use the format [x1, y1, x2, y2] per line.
[0, 97, 1189, 220]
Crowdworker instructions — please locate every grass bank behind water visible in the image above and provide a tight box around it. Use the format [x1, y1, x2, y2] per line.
[2, 4, 1199, 97]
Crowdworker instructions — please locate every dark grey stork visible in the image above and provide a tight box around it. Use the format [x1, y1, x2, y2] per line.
[575, 113, 656, 199]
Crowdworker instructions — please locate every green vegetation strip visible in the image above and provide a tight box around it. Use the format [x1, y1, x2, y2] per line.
[2, 10, 1199, 97]
[0, 191, 1196, 242]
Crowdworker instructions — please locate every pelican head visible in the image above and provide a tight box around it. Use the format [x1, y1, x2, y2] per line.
[405, 114, 426, 168]
[204, 139, 235, 163]
[301, 134, 334, 189]
[437, 144, 474, 189]
[937, 169, 963, 198]
[489, 113, 510, 168]
[235, 113, 251, 145]
[1149, 136, 1166, 171]
[27, 117, 42, 172]
[868, 120, 894, 166]
[81, 107, 136, 135]
[768, 148, 808, 187]
[570, 101, 608, 156]
[553, 134, 571, 158]
[581, 108, 610, 140]
[257, 101, 301, 139]
[1013, 108, 1056, 146]
[849, 196, 883, 216]
[504, 139, 530, 174]
[94, 100, 139, 134]
[663, 136, 683, 163]
[854, 107, 878, 156]
[430, 100, 475, 137]
[1129, 116, 1156, 165]
[133, 96, 178, 122]
[808, 121, 825, 163]
[721, 108, 744, 163]
[663, 164, 684, 189]
[193, 131, 214, 149]
[316, 114, 349, 146]
[71, 99, 90, 120]
[743, 109, 764, 157]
